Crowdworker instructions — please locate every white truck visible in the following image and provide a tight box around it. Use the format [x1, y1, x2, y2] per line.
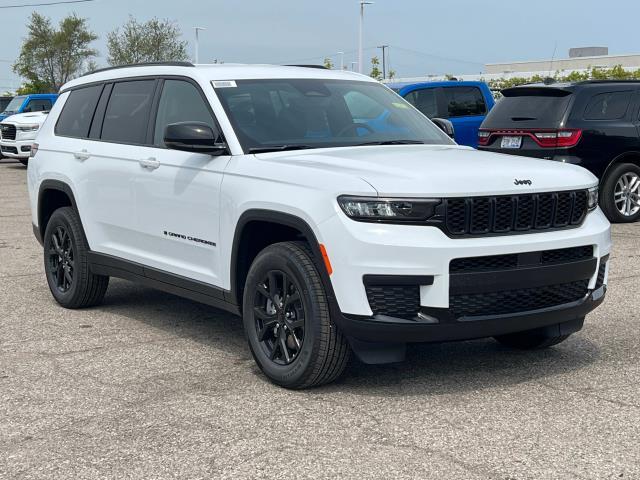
[27, 63, 611, 388]
[1, 111, 48, 165]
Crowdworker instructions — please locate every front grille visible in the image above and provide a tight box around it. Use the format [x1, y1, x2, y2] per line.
[0, 123, 16, 140]
[365, 285, 420, 320]
[450, 280, 589, 318]
[444, 190, 588, 236]
[450, 245, 593, 273]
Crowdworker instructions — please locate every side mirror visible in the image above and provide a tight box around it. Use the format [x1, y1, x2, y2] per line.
[164, 122, 228, 155]
[432, 118, 455, 139]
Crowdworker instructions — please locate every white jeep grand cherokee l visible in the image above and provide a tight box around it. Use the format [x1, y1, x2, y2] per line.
[27, 63, 611, 388]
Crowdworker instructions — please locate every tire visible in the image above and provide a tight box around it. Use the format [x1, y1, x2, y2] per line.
[43, 206, 109, 308]
[600, 162, 640, 223]
[243, 241, 350, 389]
[19, 158, 28, 166]
[494, 330, 571, 350]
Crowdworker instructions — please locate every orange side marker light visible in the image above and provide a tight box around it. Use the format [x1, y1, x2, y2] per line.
[319, 244, 333, 276]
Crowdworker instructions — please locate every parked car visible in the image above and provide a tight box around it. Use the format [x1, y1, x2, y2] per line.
[0, 93, 57, 122]
[0, 96, 13, 113]
[0, 111, 48, 165]
[28, 63, 610, 388]
[387, 81, 495, 147]
[478, 80, 640, 222]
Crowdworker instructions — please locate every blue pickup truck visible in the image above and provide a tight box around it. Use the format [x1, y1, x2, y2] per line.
[0, 93, 58, 122]
[387, 81, 495, 147]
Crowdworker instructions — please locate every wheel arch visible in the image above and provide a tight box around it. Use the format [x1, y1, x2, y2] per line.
[37, 180, 84, 244]
[602, 151, 640, 182]
[230, 209, 336, 312]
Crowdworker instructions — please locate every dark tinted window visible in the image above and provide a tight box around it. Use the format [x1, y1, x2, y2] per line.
[24, 98, 52, 112]
[404, 88, 438, 118]
[55, 86, 102, 138]
[583, 91, 632, 120]
[153, 80, 217, 146]
[482, 90, 572, 128]
[442, 87, 486, 117]
[101, 80, 155, 144]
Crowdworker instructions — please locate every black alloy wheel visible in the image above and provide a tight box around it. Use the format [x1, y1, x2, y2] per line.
[48, 225, 75, 293]
[253, 270, 305, 365]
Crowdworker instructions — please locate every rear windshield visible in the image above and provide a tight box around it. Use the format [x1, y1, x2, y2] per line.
[482, 90, 572, 128]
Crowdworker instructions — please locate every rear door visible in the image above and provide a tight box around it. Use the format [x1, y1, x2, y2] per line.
[440, 86, 488, 147]
[133, 78, 230, 286]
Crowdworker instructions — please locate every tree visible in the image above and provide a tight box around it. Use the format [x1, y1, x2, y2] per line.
[107, 17, 189, 66]
[13, 12, 98, 92]
[323, 57, 334, 69]
[369, 56, 382, 80]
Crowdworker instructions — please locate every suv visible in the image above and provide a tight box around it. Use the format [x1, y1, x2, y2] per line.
[387, 81, 495, 147]
[0, 111, 48, 165]
[478, 81, 640, 222]
[0, 93, 57, 121]
[28, 63, 611, 388]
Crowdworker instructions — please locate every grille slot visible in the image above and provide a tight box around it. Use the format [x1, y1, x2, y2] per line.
[444, 190, 588, 236]
[450, 280, 589, 318]
[0, 123, 16, 140]
[450, 246, 593, 273]
[365, 285, 420, 320]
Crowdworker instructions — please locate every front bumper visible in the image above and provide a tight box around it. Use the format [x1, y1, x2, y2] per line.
[319, 207, 611, 344]
[0, 139, 33, 158]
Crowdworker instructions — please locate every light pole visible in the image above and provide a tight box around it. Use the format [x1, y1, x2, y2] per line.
[358, 1, 373, 73]
[377, 45, 388, 79]
[337, 51, 345, 70]
[194, 27, 206, 64]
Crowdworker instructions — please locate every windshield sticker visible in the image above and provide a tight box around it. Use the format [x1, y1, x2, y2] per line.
[212, 80, 237, 88]
[392, 102, 410, 109]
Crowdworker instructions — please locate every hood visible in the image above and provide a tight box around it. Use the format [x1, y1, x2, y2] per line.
[254, 145, 598, 197]
[0, 111, 48, 125]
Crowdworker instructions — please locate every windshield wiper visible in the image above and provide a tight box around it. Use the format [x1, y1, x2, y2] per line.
[248, 145, 317, 153]
[356, 139, 426, 146]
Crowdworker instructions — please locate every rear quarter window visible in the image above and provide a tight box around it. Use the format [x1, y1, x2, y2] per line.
[55, 85, 103, 138]
[442, 86, 486, 117]
[583, 91, 632, 120]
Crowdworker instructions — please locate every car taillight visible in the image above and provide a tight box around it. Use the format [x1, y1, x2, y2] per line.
[533, 129, 582, 148]
[477, 130, 491, 146]
[30, 142, 39, 158]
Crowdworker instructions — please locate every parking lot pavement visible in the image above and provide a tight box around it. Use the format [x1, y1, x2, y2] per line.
[1, 158, 639, 480]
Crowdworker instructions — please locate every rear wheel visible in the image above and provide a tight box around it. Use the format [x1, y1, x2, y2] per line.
[600, 163, 640, 223]
[44, 207, 109, 308]
[243, 241, 350, 389]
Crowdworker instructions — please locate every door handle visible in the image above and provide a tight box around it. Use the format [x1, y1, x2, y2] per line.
[139, 157, 160, 170]
[73, 149, 90, 161]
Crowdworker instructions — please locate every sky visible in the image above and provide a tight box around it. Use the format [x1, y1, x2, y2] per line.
[0, 0, 638, 91]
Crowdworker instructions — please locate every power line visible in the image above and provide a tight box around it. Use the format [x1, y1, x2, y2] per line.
[389, 45, 484, 66]
[0, 0, 96, 9]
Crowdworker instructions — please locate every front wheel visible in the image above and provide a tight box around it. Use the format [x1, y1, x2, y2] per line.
[600, 163, 640, 223]
[243, 241, 350, 389]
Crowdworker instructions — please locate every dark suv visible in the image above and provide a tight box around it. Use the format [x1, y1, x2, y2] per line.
[478, 81, 640, 222]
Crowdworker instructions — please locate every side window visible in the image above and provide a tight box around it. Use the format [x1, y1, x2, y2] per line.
[153, 80, 218, 146]
[24, 99, 52, 112]
[584, 91, 632, 120]
[55, 85, 103, 138]
[442, 87, 487, 117]
[404, 88, 438, 118]
[101, 80, 155, 144]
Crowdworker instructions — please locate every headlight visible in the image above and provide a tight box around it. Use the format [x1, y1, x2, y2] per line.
[17, 124, 40, 132]
[587, 186, 598, 210]
[338, 195, 440, 222]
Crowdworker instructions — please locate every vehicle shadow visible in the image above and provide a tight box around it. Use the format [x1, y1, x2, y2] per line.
[101, 279, 600, 397]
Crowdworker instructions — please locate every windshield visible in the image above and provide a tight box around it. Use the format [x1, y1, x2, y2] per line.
[213, 79, 453, 153]
[2, 95, 26, 114]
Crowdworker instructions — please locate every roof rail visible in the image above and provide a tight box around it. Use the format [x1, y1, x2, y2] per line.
[284, 64, 328, 70]
[82, 61, 195, 77]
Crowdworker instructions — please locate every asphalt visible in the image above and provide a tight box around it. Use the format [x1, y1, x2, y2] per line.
[1, 158, 639, 480]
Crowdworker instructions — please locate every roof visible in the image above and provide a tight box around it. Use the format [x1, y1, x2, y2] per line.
[386, 80, 488, 90]
[61, 63, 374, 92]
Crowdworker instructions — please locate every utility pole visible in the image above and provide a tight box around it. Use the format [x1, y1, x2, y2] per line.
[194, 27, 205, 64]
[378, 45, 388, 79]
[358, 1, 373, 73]
[338, 51, 345, 70]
